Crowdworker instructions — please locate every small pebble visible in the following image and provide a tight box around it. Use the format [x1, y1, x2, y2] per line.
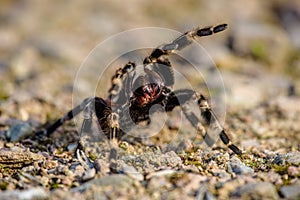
[94, 159, 110, 174]
[82, 168, 96, 182]
[287, 166, 299, 177]
[73, 165, 85, 178]
[231, 182, 279, 199]
[6, 122, 33, 142]
[120, 164, 144, 181]
[43, 160, 58, 170]
[227, 157, 254, 175]
[146, 169, 177, 179]
[67, 143, 78, 152]
[211, 168, 230, 178]
[273, 151, 300, 165]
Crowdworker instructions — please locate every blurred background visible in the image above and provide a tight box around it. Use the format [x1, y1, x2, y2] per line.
[1, 1, 300, 197]
[0, 0, 299, 130]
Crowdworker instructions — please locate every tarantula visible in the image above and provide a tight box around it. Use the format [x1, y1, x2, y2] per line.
[36, 23, 242, 155]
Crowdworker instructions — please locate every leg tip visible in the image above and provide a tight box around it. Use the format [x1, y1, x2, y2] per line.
[229, 144, 243, 155]
[213, 24, 228, 33]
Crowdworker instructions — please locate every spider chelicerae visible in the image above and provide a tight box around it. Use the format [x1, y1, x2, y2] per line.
[36, 23, 242, 155]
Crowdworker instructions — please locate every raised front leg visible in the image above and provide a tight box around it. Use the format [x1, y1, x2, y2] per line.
[108, 61, 136, 103]
[143, 24, 228, 64]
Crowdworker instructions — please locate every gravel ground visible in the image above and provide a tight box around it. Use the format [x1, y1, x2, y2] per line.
[0, 1, 300, 199]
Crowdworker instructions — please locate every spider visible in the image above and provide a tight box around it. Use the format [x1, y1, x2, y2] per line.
[36, 23, 242, 155]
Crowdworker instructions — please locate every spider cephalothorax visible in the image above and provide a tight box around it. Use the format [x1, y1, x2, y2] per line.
[36, 24, 242, 155]
[133, 83, 162, 107]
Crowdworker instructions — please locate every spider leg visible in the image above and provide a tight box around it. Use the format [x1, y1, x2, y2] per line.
[35, 97, 95, 137]
[165, 88, 242, 155]
[196, 93, 242, 155]
[146, 57, 174, 87]
[144, 24, 227, 64]
[108, 61, 136, 103]
[165, 89, 210, 143]
[80, 99, 94, 136]
[109, 112, 120, 140]
[90, 97, 122, 140]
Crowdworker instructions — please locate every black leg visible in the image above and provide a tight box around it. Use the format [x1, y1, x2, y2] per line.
[197, 94, 242, 155]
[108, 62, 136, 103]
[165, 89, 215, 146]
[144, 24, 228, 64]
[146, 58, 174, 87]
[165, 89, 242, 155]
[35, 97, 95, 137]
[80, 101, 94, 136]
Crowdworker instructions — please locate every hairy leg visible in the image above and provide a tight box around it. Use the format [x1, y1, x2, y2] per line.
[35, 97, 95, 137]
[196, 93, 242, 155]
[165, 89, 242, 155]
[108, 61, 136, 103]
[143, 24, 228, 64]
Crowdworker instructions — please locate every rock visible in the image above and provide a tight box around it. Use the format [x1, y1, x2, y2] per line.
[145, 169, 177, 180]
[72, 165, 85, 178]
[280, 185, 300, 199]
[94, 159, 110, 174]
[131, 150, 182, 173]
[273, 151, 300, 165]
[82, 168, 96, 182]
[0, 147, 44, 168]
[67, 143, 78, 152]
[43, 160, 58, 170]
[159, 151, 182, 167]
[227, 157, 254, 175]
[287, 166, 300, 177]
[120, 163, 144, 181]
[109, 160, 144, 181]
[72, 174, 135, 193]
[6, 122, 33, 142]
[285, 152, 300, 165]
[211, 168, 231, 179]
[147, 171, 210, 199]
[0, 187, 48, 200]
[146, 174, 170, 192]
[231, 182, 279, 200]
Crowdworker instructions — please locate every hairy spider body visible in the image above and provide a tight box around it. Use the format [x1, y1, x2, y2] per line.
[36, 24, 242, 155]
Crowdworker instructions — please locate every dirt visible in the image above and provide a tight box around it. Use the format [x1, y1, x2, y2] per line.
[0, 0, 300, 199]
